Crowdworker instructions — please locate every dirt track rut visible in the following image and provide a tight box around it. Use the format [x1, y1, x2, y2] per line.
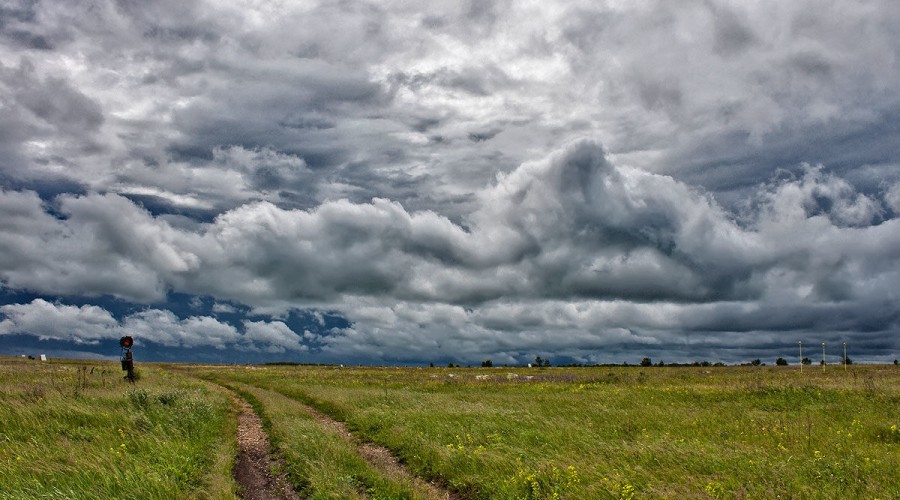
[233, 396, 300, 500]
[287, 396, 459, 500]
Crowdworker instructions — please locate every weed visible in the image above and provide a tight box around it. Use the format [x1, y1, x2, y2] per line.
[705, 480, 726, 498]
[127, 388, 150, 408]
[506, 462, 580, 499]
[20, 384, 45, 403]
[156, 389, 184, 406]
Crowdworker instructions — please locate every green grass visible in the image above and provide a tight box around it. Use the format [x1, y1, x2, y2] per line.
[3, 357, 897, 499]
[205, 376, 437, 499]
[191, 364, 900, 499]
[0, 358, 237, 499]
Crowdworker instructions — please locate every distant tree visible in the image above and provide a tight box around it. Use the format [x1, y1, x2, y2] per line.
[543, 358, 551, 367]
[640, 357, 652, 367]
[534, 356, 543, 367]
[429, 362, 434, 368]
[843, 357, 853, 365]
[750, 359, 762, 366]
[894, 359, 898, 365]
[713, 362, 725, 367]
[820, 360, 825, 366]
[481, 359, 493, 367]
[801, 357, 812, 365]
[775, 358, 788, 366]
[700, 361, 711, 367]
[656, 360, 665, 367]
[447, 362, 454, 368]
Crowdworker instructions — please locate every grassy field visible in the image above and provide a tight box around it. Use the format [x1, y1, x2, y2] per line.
[2, 357, 898, 499]
[0, 357, 237, 499]
[191, 364, 899, 499]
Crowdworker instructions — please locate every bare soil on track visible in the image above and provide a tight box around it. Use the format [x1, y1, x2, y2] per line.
[293, 399, 459, 500]
[233, 396, 300, 500]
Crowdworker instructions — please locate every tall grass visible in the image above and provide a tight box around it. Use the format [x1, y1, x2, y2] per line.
[197, 364, 900, 499]
[7, 357, 893, 498]
[0, 358, 237, 499]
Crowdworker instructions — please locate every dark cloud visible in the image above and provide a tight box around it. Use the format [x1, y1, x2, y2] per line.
[7, 64, 103, 132]
[3, 30, 52, 50]
[709, 3, 758, 56]
[0, 59, 105, 184]
[468, 129, 502, 143]
[0, 1, 53, 50]
[390, 64, 513, 96]
[1, 1, 898, 363]
[2, 140, 898, 362]
[669, 110, 900, 197]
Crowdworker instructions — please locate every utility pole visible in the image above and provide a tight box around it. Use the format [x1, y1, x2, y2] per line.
[822, 342, 826, 372]
[799, 340, 803, 373]
[843, 342, 847, 371]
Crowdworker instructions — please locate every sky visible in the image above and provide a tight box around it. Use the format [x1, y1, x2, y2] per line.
[1, 0, 899, 366]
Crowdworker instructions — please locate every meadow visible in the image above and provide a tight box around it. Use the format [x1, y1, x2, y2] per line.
[0, 357, 236, 499]
[1, 356, 898, 499]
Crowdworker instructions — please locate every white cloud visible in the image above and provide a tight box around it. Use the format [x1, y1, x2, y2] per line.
[242, 320, 307, 353]
[2, 1, 899, 362]
[758, 165, 884, 228]
[212, 302, 238, 314]
[0, 299, 119, 344]
[122, 310, 240, 349]
[0, 299, 308, 353]
[882, 182, 900, 213]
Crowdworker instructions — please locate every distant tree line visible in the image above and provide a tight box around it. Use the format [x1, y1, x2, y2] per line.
[259, 356, 893, 368]
[424, 353, 887, 368]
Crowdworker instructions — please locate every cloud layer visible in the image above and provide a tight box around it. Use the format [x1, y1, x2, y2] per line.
[2, 141, 898, 362]
[1, 0, 899, 363]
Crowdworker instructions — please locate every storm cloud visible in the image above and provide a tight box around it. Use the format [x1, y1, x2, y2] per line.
[1, 0, 898, 363]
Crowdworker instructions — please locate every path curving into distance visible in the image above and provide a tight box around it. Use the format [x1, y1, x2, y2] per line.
[221, 379, 459, 499]
[290, 394, 459, 500]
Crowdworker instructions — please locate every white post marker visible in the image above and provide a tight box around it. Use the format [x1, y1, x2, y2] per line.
[798, 340, 803, 373]
[822, 343, 826, 372]
[843, 342, 847, 371]
[39, 354, 47, 362]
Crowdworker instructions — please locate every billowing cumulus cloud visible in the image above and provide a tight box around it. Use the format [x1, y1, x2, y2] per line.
[0, 299, 307, 352]
[0, 299, 119, 344]
[242, 320, 308, 354]
[1, 141, 899, 362]
[1, 1, 898, 363]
